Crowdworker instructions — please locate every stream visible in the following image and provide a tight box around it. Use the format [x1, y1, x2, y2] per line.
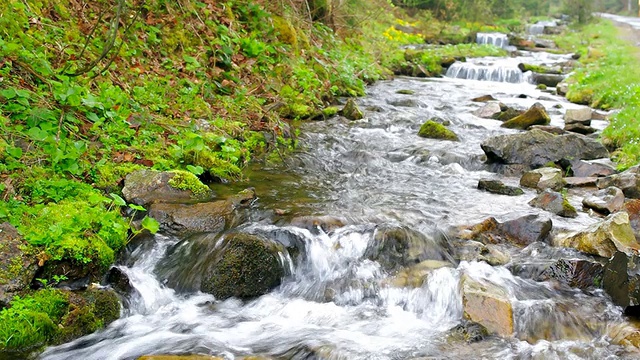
[40, 46, 640, 359]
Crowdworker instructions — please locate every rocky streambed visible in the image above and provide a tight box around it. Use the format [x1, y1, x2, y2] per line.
[37, 45, 640, 359]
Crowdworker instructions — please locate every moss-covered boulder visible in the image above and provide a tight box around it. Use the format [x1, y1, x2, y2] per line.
[122, 169, 213, 206]
[201, 233, 287, 300]
[477, 179, 524, 196]
[501, 103, 550, 130]
[518, 63, 562, 74]
[55, 288, 121, 344]
[418, 120, 459, 141]
[341, 98, 364, 120]
[0, 222, 39, 307]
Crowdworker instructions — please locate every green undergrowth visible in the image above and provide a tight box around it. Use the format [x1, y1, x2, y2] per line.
[554, 19, 640, 168]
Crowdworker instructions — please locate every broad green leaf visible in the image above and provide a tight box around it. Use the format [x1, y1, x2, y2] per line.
[109, 193, 127, 206]
[141, 216, 160, 234]
[128, 204, 146, 212]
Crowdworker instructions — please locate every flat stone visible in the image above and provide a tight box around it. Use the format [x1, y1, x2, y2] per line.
[564, 107, 592, 124]
[569, 159, 617, 178]
[462, 276, 514, 337]
[472, 95, 497, 102]
[564, 123, 596, 135]
[582, 187, 625, 215]
[122, 169, 213, 206]
[501, 103, 550, 130]
[477, 179, 524, 196]
[520, 167, 565, 192]
[597, 166, 640, 198]
[564, 177, 598, 188]
[473, 101, 503, 119]
[529, 189, 578, 218]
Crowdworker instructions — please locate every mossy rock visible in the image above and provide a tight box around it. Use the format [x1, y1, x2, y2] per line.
[55, 288, 120, 344]
[183, 150, 242, 182]
[418, 120, 459, 141]
[518, 63, 561, 74]
[566, 88, 594, 106]
[201, 233, 286, 300]
[396, 89, 415, 95]
[0, 222, 39, 307]
[341, 98, 364, 120]
[168, 170, 212, 200]
[501, 103, 550, 130]
[494, 107, 524, 121]
[272, 16, 298, 51]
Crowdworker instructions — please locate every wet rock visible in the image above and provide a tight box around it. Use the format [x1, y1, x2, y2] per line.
[471, 95, 497, 102]
[386, 260, 452, 288]
[603, 251, 640, 307]
[624, 200, 640, 241]
[417, 120, 459, 141]
[341, 98, 364, 120]
[557, 82, 569, 96]
[459, 215, 552, 247]
[454, 240, 511, 266]
[529, 189, 578, 218]
[501, 103, 550, 130]
[473, 102, 503, 119]
[55, 287, 121, 345]
[105, 267, 133, 295]
[564, 177, 598, 188]
[568, 159, 617, 178]
[481, 129, 609, 169]
[366, 225, 454, 271]
[122, 169, 213, 206]
[596, 166, 640, 198]
[582, 187, 625, 215]
[290, 215, 346, 234]
[446, 321, 490, 343]
[519, 167, 565, 192]
[555, 212, 639, 258]
[200, 233, 287, 300]
[462, 276, 514, 337]
[387, 98, 420, 108]
[511, 257, 604, 290]
[592, 110, 609, 120]
[495, 107, 524, 122]
[149, 188, 256, 236]
[396, 89, 415, 95]
[0, 223, 39, 307]
[531, 73, 564, 87]
[564, 107, 592, 124]
[477, 179, 524, 196]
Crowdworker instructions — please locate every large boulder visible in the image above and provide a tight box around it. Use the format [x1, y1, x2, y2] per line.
[0, 223, 39, 307]
[511, 257, 604, 290]
[555, 212, 640, 258]
[596, 166, 640, 199]
[501, 103, 550, 130]
[477, 179, 524, 196]
[417, 120, 459, 141]
[459, 215, 552, 247]
[529, 189, 578, 218]
[122, 169, 213, 206]
[365, 225, 454, 271]
[481, 129, 609, 169]
[55, 288, 121, 345]
[462, 276, 514, 337]
[519, 167, 565, 192]
[200, 233, 287, 300]
[582, 187, 625, 215]
[149, 188, 256, 236]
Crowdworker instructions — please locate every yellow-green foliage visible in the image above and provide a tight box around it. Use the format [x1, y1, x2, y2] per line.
[418, 120, 459, 141]
[272, 16, 298, 50]
[168, 170, 211, 199]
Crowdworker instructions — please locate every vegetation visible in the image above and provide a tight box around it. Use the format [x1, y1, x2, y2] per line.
[554, 19, 640, 168]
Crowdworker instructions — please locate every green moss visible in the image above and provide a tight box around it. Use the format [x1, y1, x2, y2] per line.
[168, 170, 211, 200]
[321, 106, 340, 117]
[56, 289, 120, 344]
[417, 120, 459, 141]
[396, 89, 415, 95]
[501, 105, 550, 129]
[566, 88, 594, 105]
[184, 150, 242, 182]
[272, 16, 298, 50]
[536, 84, 547, 90]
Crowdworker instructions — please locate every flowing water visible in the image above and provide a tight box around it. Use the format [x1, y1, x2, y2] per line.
[41, 50, 639, 359]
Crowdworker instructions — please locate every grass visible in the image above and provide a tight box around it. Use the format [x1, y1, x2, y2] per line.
[554, 19, 640, 169]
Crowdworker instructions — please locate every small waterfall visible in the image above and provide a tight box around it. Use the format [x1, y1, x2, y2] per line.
[476, 32, 509, 49]
[445, 62, 524, 83]
[527, 24, 545, 35]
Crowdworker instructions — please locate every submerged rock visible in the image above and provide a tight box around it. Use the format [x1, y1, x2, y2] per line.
[471, 94, 497, 102]
[477, 179, 524, 196]
[200, 233, 287, 300]
[462, 276, 513, 337]
[290, 215, 346, 234]
[341, 98, 364, 120]
[417, 120, 459, 141]
[501, 103, 550, 130]
[511, 255, 605, 290]
[582, 187, 625, 215]
[555, 212, 639, 258]
[596, 166, 640, 199]
[122, 169, 213, 206]
[366, 225, 454, 271]
[481, 129, 609, 169]
[386, 260, 452, 288]
[446, 321, 490, 343]
[149, 188, 256, 236]
[519, 167, 565, 192]
[603, 251, 640, 308]
[529, 189, 578, 218]
[454, 240, 511, 266]
[0, 223, 39, 307]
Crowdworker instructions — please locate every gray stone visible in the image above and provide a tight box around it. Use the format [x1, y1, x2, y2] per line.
[564, 123, 596, 135]
[596, 166, 640, 198]
[564, 107, 592, 124]
[531, 73, 564, 87]
[624, 200, 640, 241]
[122, 169, 213, 206]
[342, 98, 364, 120]
[459, 215, 552, 247]
[520, 167, 565, 192]
[603, 251, 640, 308]
[473, 101, 503, 119]
[529, 189, 578, 218]
[582, 187, 625, 215]
[477, 179, 524, 196]
[564, 177, 598, 188]
[569, 159, 617, 178]
[0, 223, 39, 307]
[481, 129, 609, 169]
[557, 82, 569, 96]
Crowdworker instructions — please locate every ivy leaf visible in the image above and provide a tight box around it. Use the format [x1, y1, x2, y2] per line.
[6, 146, 22, 158]
[186, 164, 204, 175]
[109, 193, 126, 206]
[141, 216, 160, 234]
